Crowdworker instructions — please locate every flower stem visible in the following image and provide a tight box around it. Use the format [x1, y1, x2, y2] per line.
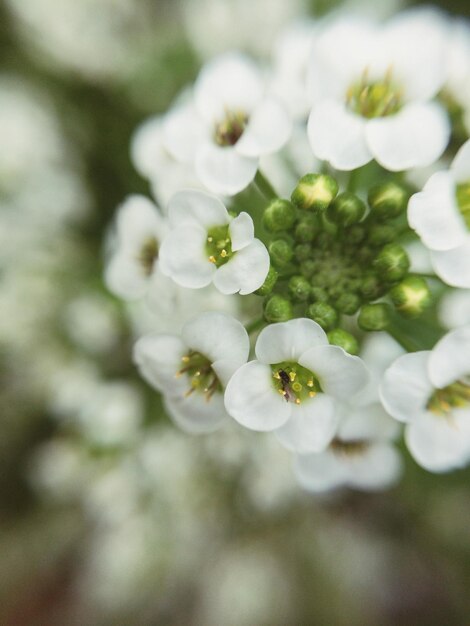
[255, 170, 278, 200]
[245, 317, 266, 335]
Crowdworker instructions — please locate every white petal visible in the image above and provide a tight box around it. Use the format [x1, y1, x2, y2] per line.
[431, 238, 470, 288]
[338, 403, 399, 441]
[212, 239, 269, 295]
[438, 289, 470, 330]
[405, 411, 470, 472]
[408, 171, 466, 251]
[159, 225, 215, 288]
[428, 326, 470, 388]
[255, 318, 328, 364]
[379, 352, 433, 423]
[133, 334, 187, 394]
[195, 142, 258, 196]
[167, 188, 229, 229]
[194, 52, 263, 123]
[294, 450, 346, 493]
[115, 195, 165, 251]
[182, 311, 249, 377]
[451, 139, 470, 183]
[236, 98, 292, 157]
[299, 346, 369, 399]
[229, 212, 254, 251]
[165, 391, 227, 434]
[366, 102, 450, 171]
[347, 443, 402, 491]
[307, 100, 371, 171]
[275, 394, 338, 453]
[104, 252, 149, 300]
[224, 361, 291, 431]
[130, 115, 164, 179]
[162, 102, 207, 163]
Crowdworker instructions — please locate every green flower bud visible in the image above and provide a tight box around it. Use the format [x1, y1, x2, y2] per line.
[327, 328, 359, 355]
[264, 295, 293, 322]
[358, 303, 391, 331]
[368, 224, 398, 247]
[269, 239, 293, 267]
[263, 199, 296, 232]
[327, 192, 366, 227]
[255, 266, 278, 296]
[306, 302, 338, 331]
[368, 181, 408, 221]
[373, 244, 410, 282]
[300, 259, 317, 279]
[360, 273, 387, 301]
[389, 276, 432, 318]
[294, 243, 312, 262]
[294, 214, 320, 243]
[288, 275, 311, 302]
[291, 173, 338, 212]
[335, 292, 362, 315]
[348, 225, 366, 245]
[310, 287, 329, 302]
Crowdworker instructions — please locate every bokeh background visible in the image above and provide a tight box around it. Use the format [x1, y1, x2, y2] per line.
[2, 1, 470, 624]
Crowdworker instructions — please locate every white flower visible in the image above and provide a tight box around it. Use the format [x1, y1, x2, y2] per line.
[133, 311, 249, 433]
[161, 51, 292, 196]
[104, 195, 167, 300]
[380, 326, 470, 472]
[294, 400, 402, 493]
[439, 289, 470, 330]
[159, 189, 270, 294]
[445, 18, 470, 136]
[307, 10, 450, 171]
[224, 318, 369, 452]
[408, 139, 470, 288]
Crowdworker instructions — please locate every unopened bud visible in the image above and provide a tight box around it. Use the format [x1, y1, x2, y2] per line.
[373, 244, 410, 282]
[368, 224, 398, 247]
[263, 199, 296, 232]
[294, 243, 312, 263]
[255, 266, 278, 296]
[327, 328, 359, 355]
[291, 173, 338, 212]
[264, 294, 293, 322]
[327, 192, 366, 227]
[390, 276, 432, 318]
[269, 238, 293, 267]
[335, 292, 362, 315]
[310, 287, 329, 302]
[368, 181, 408, 221]
[295, 214, 320, 243]
[288, 275, 311, 302]
[358, 303, 391, 331]
[306, 302, 338, 331]
[360, 273, 387, 301]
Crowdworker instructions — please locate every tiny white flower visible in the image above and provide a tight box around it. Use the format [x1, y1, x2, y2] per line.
[294, 400, 402, 493]
[104, 195, 167, 300]
[445, 18, 470, 136]
[161, 51, 292, 196]
[224, 318, 369, 453]
[133, 311, 249, 434]
[380, 326, 470, 472]
[307, 9, 450, 171]
[439, 289, 470, 330]
[159, 189, 270, 295]
[408, 139, 470, 288]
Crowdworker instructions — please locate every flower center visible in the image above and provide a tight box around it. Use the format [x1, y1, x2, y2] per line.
[138, 237, 158, 276]
[330, 438, 369, 457]
[176, 350, 222, 401]
[456, 182, 470, 230]
[271, 361, 322, 405]
[206, 224, 233, 267]
[426, 379, 470, 415]
[214, 110, 248, 146]
[346, 69, 403, 119]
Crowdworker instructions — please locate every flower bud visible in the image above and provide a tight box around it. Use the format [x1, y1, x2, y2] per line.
[300, 259, 317, 279]
[255, 266, 278, 296]
[294, 214, 320, 243]
[291, 173, 338, 212]
[327, 328, 359, 355]
[327, 192, 366, 227]
[295, 243, 312, 262]
[269, 238, 293, 267]
[373, 244, 410, 282]
[310, 287, 329, 302]
[368, 224, 398, 247]
[360, 273, 387, 301]
[390, 276, 432, 318]
[306, 302, 338, 331]
[368, 181, 408, 221]
[335, 292, 361, 315]
[288, 275, 311, 302]
[263, 199, 296, 232]
[264, 294, 293, 322]
[358, 303, 391, 331]
[348, 225, 366, 245]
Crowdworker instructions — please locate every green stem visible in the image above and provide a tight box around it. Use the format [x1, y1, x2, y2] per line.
[254, 170, 278, 200]
[347, 168, 360, 193]
[245, 317, 266, 335]
[386, 326, 421, 353]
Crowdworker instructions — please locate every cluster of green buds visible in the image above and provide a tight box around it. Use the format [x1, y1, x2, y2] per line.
[256, 173, 433, 354]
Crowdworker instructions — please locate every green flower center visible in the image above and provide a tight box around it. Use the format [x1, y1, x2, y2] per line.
[456, 181, 470, 230]
[138, 237, 158, 276]
[271, 361, 322, 405]
[346, 70, 403, 119]
[206, 224, 233, 267]
[330, 438, 369, 457]
[426, 379, 470, 415]
[214, 110, 248, 146]
[176, 350, 222, 401]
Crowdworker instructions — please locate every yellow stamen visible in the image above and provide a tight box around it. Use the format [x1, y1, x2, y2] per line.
[309, 391, 317, 398]
[208, 255, 217, 264]
[221, 249, 227, 258]
[289, 371, 296, 382]
[295, 398, 301, 405]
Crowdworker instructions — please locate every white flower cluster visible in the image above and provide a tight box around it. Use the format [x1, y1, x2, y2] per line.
[105, 6, 470, 493]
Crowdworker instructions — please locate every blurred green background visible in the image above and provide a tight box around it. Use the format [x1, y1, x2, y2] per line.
[1, 1, 470, 624]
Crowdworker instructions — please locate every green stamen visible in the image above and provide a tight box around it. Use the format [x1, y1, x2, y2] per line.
[456, 182, 470, 230]
[206, 224, 233, 267]
[330, 438, 369, 456]
[138, 237, 158, 276]
[271, 361, 322, 404]
[427, 380, 470, 415]
[177, 350, 222, 401]
[346, 70, 403, 119]
[214, 110, 248, 146]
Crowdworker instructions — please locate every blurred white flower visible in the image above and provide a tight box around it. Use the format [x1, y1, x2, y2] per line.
[439, 288, 470, 329]
[63, 294, 120, 355]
